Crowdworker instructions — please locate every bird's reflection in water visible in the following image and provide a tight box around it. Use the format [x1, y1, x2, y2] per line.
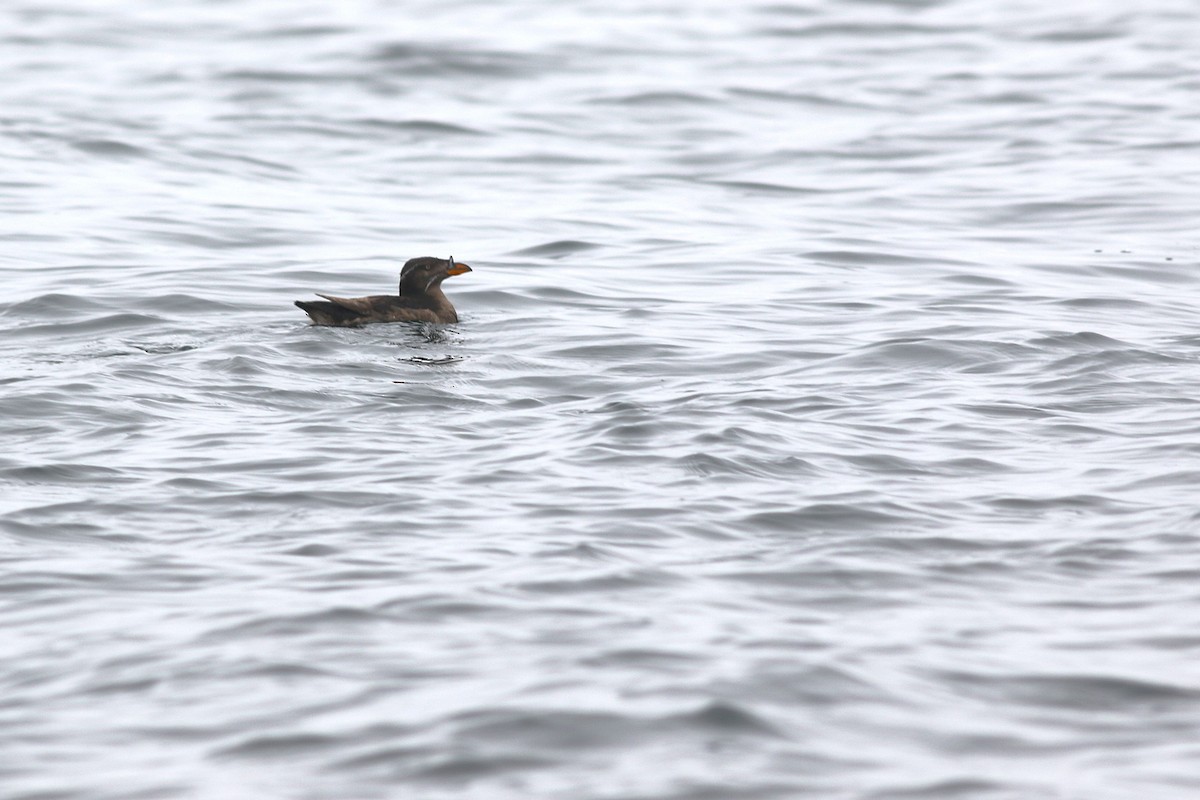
[392, 351, 462, 382]
[413, 322, 455, 344]
[388, 322, 465, 376]
[395, 325, 464, 366]
[402, 354, 463, 366]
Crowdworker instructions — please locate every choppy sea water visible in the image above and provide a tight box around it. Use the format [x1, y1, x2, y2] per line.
[2, 0, 1199, 798]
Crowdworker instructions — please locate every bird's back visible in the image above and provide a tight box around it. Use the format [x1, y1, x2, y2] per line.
[296, 293, 450, 326]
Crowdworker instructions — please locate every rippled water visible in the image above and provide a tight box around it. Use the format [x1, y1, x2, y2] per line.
[3, 0, 1199, 797]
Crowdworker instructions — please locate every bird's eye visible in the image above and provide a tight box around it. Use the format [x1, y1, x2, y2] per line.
[448, 255, 454, 268]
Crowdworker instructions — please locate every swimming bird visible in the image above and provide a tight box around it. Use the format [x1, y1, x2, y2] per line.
[295, 256, 472, 326]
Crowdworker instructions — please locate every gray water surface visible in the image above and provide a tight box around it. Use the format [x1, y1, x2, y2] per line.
[3, 1, 1200, 798]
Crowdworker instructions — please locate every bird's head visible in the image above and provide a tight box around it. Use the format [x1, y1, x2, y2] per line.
[399, 256, 472, 295]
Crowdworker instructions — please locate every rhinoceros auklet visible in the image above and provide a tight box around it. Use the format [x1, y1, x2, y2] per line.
[295, 256, 472, 326]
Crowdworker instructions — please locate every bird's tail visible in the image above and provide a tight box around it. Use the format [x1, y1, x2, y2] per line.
[295, 300, 358, 326]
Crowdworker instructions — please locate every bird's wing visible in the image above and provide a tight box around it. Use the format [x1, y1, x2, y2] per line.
[315, 294, 439, 323]
[315, 294, 380, 315]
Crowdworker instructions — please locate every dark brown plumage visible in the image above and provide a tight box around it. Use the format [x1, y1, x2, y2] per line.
[295, 256, 472, 326]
